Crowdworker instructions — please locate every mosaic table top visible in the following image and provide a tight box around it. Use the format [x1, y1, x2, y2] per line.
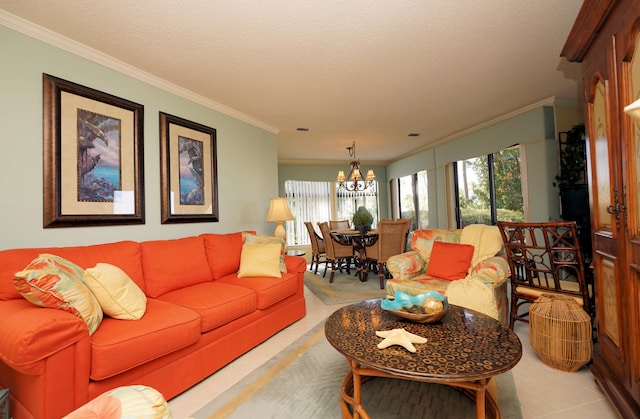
[325, 299, 522, 382]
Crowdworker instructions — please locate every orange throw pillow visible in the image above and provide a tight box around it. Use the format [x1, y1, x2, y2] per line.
[425, 241, 474, 281]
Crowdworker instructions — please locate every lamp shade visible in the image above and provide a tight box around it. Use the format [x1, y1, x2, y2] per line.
[265, 198, 294, 222]
[625, 97, 640, 120]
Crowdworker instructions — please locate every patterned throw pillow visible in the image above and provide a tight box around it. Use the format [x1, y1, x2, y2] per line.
[83, 263, 147, 320]
[14, 254, 103, 335]
[64, 385, 171, 418]
[241, 233, 287, 272]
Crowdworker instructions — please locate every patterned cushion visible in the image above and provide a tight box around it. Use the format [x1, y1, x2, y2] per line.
[14, 254, 103, 335]
[84, 263, 147, 320]
[386, 251, 425, 279]
[237, 242, 283, 278]
[410, 229, 460, 251]
[242, 233, 286, 272]
[64, 385, 171, 418]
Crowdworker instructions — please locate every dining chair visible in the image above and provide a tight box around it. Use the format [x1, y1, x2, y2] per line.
[329, 220, 351, 230]
[304, 221, 327, 274]
[363, 219, 411, 289]
[496, 221, 593, 330]
[318, 222, 353, 282]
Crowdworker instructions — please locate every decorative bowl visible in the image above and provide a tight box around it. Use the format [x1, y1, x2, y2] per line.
[381, 291, 450, 324]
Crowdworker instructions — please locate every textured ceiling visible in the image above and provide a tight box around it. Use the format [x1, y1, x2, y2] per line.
[0, 1, 584, 164]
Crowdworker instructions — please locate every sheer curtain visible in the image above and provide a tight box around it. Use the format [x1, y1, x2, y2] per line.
[284, 180, 332, 245]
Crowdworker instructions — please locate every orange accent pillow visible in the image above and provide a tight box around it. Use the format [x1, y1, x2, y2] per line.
[425, 241, 474, 281]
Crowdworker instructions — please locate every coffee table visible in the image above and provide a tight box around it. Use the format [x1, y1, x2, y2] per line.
[324, 299, 522, 419]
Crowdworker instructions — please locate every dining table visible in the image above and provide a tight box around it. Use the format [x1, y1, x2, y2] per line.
[331, 229, 378, 281]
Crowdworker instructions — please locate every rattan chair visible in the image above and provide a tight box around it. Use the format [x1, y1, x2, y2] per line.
[497, 221, 593, 330]
[363, 219, 411, 289]
[318, 222, 353, 282]
[329, 220, 351, 230]
[304, 221, 327, 274]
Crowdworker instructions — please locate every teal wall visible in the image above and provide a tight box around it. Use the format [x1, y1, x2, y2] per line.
[0, 24, 279, 250]
[387, 106, 563, 227]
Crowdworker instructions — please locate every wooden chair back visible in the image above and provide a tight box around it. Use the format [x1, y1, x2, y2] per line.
[371, 219, 411, 263]
[318, 222, 352, 259]
[329, 220, 351, 230]
[497, 221, 593, 329]
[365, 219, 411, 288]
[304, 221, 325, 254]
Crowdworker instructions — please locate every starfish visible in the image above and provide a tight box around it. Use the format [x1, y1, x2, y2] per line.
[375, 328, 428, 353]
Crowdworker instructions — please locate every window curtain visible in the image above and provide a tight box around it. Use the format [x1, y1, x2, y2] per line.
[284, 180, 332, 245]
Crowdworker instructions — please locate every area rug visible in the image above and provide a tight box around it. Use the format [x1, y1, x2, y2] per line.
[303, 269, 387, 305]
[191, 322, 522, 419]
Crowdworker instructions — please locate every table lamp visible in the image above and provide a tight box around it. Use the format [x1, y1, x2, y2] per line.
[265, 197, 294, 240]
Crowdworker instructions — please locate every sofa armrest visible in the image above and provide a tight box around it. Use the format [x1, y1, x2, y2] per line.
[468, 255, 510, 288]
[285, 255, 306, 274]
[0, 299, 89, 374]
[387, 251, 425, 280]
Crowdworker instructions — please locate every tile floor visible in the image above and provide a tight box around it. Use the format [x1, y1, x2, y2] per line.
[169, 285, 619, 419]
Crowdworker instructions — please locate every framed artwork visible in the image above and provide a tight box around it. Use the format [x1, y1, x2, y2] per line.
[42, 74, 145, 228]
[159, 112, 218, 224]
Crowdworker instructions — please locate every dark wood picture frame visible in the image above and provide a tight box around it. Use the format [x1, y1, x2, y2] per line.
[159, 112, 218, 224]
[43, 74, 145, 228]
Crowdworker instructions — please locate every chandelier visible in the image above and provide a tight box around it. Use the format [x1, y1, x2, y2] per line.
[336, 141, 376, 191]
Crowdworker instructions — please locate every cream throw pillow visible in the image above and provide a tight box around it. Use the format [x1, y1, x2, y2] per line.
[242, 233, 287, 272]
[460, 224, 503, 269]
[237, 242, 283, 278]
[84, 263, 147, 320]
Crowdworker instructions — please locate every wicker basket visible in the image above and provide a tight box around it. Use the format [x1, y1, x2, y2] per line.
[529, 293, 592, 372]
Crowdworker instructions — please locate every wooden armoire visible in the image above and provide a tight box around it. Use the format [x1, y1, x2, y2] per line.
[562, 1, 640, 417]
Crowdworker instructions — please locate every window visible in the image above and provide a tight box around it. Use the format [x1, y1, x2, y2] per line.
[335, 181, 379, 228]
[454, 146, 524, 227]
[284, 180, 379, 245]
[396, 170, 428, 230]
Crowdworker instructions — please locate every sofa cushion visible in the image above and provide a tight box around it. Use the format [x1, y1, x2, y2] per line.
[14, 254, 103, 335]
[217, 271, 298, 310]
[141, 236, 212, 298]
[65, 385, 171, 419]
[0, 241, 143, 301]
[242, 233, 286, 272]
[237, 242, 282, 278]
[425, 241, 474, 281]
[89, 298, 201, 380]
[83, 263, 147, 320]
[200, 232, 247, 280]
[158, 282, 256, 332]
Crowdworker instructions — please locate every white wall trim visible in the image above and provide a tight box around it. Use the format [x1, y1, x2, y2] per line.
[0, 10, 279, 135]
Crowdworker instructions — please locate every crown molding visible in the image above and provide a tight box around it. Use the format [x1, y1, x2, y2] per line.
[0, 10, 279, 134]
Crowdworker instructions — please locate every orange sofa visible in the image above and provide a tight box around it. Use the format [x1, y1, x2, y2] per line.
[0, 233, 307, 419]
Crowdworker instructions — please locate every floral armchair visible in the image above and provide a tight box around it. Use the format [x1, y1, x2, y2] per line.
[386, 225, 510, 324]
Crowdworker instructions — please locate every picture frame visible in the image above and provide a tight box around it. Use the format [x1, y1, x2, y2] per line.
[42, 74, 145, 228]
[159, 112, 219, 224]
